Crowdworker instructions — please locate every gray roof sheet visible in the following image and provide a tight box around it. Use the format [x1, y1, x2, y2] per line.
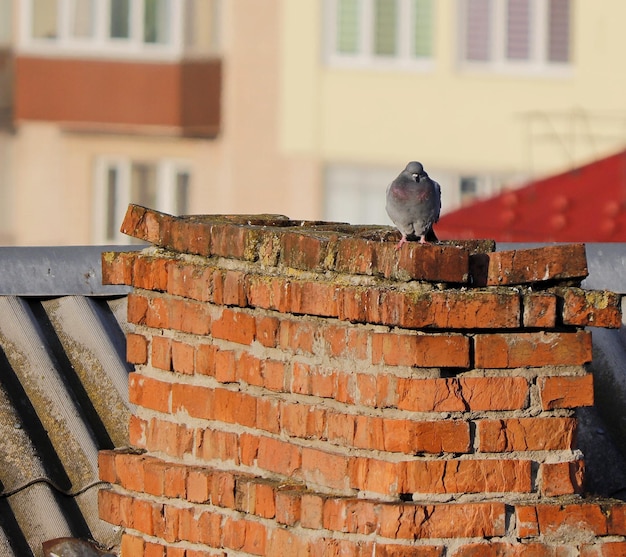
[0, 247, 134, 557]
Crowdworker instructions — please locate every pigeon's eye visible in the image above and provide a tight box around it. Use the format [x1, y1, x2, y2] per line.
[412, 173, 419, 180]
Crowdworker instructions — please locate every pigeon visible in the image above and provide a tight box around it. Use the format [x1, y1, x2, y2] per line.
[385, 161, 441, 249]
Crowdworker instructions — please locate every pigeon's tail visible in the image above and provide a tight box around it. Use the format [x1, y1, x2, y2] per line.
[425, 226, 438, 243]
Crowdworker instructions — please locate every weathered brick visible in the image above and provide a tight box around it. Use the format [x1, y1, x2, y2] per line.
[523, 292, 557, 328]
[403, 458, 532, 495]
[581, 542, 626, 557]
[166, 261, 212, 302]
[540, 460, 585, 496]
[378, 289, 520, 329]
[377, 502, 506, 539]
[475, 243, 588, 286]
[101, 250, 135, 285]
[281, 231, 330, 270]
[396, 377, 529, 412]
[126, 333, 148, 364]
[187, 467, 211, 503]
[539, 373, 594, 409]
[275, 487, 303, 525]
[256, 437, 301, 477]
[133, 255, 170, 292]
[531, 503, 608, 538]
[372, 332, 470, 368]
[255, 315, 279, 347]
[477, 417, 576, 452]
[560, 287, 622, 328]
[171, 383, 212, 419]
[474, 330, 592, 368]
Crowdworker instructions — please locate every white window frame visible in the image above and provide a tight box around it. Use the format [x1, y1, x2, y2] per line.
[18, 0, 192, 61]
[93, 156, 191, 244]
[458, 0, 572, 76]
[324, 0, 435, 71]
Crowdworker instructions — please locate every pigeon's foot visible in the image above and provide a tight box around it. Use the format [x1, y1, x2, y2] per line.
[418, 235, 431, 245]
[395, 236, 408, 250]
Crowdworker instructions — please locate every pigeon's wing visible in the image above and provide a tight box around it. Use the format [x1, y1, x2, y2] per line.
[433, 180, 442, 223]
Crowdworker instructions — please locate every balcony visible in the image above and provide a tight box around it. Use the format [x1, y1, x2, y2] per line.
[14, 55, 221, 137]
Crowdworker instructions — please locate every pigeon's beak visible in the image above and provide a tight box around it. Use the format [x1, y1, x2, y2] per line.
[412, 173, 419, 181]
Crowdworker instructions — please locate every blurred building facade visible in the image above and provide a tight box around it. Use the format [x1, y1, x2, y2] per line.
[1, 0, 626, 244]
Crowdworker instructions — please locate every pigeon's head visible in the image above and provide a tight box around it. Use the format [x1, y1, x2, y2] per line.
[405, 161, 426, 181]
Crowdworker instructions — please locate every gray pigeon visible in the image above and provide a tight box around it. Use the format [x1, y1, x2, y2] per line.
[385, 161, 441, 249]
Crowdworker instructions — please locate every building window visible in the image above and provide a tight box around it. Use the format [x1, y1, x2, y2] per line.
[459, 176, 479, 205]
[94, 158, 190, 244]
[326, 0, 435, 69]
[19, 0, 220, 59]
[459, 0, 571, 73]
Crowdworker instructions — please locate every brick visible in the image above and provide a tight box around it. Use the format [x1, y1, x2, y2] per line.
[168, 298, 212, 335]
[132, 498, 155, 535]
[477, 417, 577, 452]
[98, 450, 116, 483]
[348, 458, 402, 496]
[166, 261, 212, 302]
[246, 274, 292, 313]
[374, 544, 444, 557]
[378, 289, 520, 329]
[377, 502, 506, 539]
[281, 231, 330, 270]
[372, 332, 470, 368]
[256, 397, 281, 434]
[243, 520, 267, 555]
[213, 388, 257, 427]
[276, 487, 303, 525]
[211, 308, 256, 345]
[334, 237, 469, 283]
[114, 451, 145, 492]
[197, 428, 239, 464]
[539, 373, 594, 409]
[533, 503, 608, 537]
[476, 243, 588, 286]
[144, 458, 168, 496]
[171, 383, 212, 419]
[262, 359, 286, 392]
[144, 541, 165, 557]
[540, 460, 585, 496]
[127, 292, 149, 325]
[523, 292, 557, 328]
[325, 411, 354, 445]
[129, 373, 171, 413]
[254, 482, 277, 519]
[222, 269, 248, 306]
[222, 517, 246, 551]
[151, 336, 172, 371]
[171, 340, 194, 375]
[380, 418, 471, 454]
[126, 333, 148, 364]
[290, 280, 340, 318]
[397, 377, 529, 412]
[187, 466, 211, 503]
[607, 504, 626, 535]
[133, 255, 170, 291]
[279, 319, 316, 354]
[515, 505, 539, 538]
[560, 287, 622, 328]
[101, 250, 135, 285]
[121, 533, 144, 556]
[266, 527, 310, 556]
[301, 494, 324, 529]
[120, 203, 171, 244]
[255, 315, 279, 347]
[301, 447, 350, 491]
[196, 343, 217, 376]
[403, 459, 532, 495]
[211, 470, 236, 508]
[214, 349, 236, 383]
[581, 542, 626, 557]
[474, 330, 592, 368]
[256, 437, 301, 476]
[238, 351, 263, 386]
[170, 217, 211, 256]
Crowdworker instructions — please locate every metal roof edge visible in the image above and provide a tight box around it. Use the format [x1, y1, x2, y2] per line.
[0, 245, 143, 297]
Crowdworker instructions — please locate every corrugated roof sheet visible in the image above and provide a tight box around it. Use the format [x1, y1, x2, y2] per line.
[0, 246, 136, 557]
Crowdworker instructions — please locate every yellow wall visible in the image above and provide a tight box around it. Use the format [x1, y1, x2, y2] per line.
[280, 0, 626, 180]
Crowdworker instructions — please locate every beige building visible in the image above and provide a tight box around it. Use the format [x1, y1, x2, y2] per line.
[1, 0, 625, 245]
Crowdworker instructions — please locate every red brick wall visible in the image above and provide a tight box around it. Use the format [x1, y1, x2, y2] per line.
[100, 204, 626, 556]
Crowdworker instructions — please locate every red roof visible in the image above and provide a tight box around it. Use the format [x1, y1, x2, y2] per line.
[436, 150, 626, 242]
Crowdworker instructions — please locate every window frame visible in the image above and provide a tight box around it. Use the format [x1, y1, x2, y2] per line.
[324, 0, 436, 71]
[17, 0, 216, 61]
[93, 156, 191, 244]
[457, 0, 572, 76]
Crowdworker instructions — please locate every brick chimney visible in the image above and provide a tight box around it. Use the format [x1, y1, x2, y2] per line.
[99, 204, 626, 556]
